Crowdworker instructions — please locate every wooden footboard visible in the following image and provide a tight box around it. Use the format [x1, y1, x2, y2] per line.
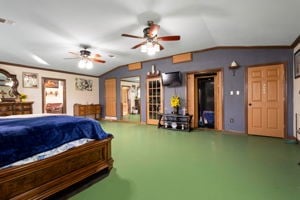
[0, 135, 113, 200]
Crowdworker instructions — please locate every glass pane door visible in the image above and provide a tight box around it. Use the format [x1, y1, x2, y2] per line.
[147, 77, 163, 125]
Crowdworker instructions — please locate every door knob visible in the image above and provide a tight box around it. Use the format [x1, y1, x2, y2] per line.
[249, 103, 252, 106]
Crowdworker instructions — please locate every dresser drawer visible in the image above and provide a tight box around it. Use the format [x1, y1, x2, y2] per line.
[0, 102, 33, 116]
[73, 104, 101, 119]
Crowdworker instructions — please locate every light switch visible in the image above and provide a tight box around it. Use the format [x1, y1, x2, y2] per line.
[230, 91, 234, 95]
[236, 90, 240, 95]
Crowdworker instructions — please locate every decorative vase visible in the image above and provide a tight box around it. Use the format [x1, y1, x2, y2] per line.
[171, 122, 177, 129]
[172, 106, 179, 115]
[165, 122, 168, 128]
[182, 107, 186, 115]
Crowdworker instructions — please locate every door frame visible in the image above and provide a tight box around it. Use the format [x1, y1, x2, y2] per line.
[119, 76, 141, 122]
[186, 68, 224, 130]
[41, 77, 66, 114]
[245, 62, 287, 137]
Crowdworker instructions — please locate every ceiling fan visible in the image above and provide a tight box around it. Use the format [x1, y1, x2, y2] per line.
[0, 17, 15, 25]
[121, 21, 180, 51]
[67, 44, 106, 64]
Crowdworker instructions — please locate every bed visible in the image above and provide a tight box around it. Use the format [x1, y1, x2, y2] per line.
[0, 114, 113, 200]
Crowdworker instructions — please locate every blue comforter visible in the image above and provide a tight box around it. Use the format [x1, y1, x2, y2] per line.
[0, 115, 109, 168]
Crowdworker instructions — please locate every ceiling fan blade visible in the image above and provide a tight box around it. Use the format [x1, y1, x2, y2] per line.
[92, 58, 106, 63]
[155, 42, 164, 51]
[69, 52, 80, 56]
[65, 52, 80, 59]
[121, 33, 144, 39]
[64, 57, 78, 59]
[149, 24, 160, 37]
[131, 41, 147, 49]
[90, 53, 102, 60]
[94, 53, 102, 58]
[157, 35, 181, 41]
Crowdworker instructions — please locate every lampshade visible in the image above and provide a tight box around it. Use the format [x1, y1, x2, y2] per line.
[229, 60, 240, 76]
[230, 61, 239, 69]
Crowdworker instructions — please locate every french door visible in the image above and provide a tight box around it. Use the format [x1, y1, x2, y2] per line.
[146, 77, 163, 125]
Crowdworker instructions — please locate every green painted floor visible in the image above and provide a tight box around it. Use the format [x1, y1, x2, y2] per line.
[71, 122, 300, 200]
[121, 114, 140, 123]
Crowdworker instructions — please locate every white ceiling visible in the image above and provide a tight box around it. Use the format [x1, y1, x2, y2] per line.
[0, 0, 299, 76]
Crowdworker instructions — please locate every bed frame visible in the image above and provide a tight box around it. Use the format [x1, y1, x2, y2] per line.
[0, 135, 113, 200]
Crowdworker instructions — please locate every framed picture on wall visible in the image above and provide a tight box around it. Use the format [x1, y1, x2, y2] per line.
[75, 78, 93, 91]
[295, 49, 300, 79]
[23, 72, 38, 88]
[44, 79, 59, 88]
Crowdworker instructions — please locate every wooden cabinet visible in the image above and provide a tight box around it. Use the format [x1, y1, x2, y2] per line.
[73, 104, 101, 120]
[158, 114, 193, 132]
[146, 77, 163, 125]
[0, 102, 34, 116]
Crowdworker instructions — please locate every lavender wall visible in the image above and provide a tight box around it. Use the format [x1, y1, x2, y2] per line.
[99, 48, 294, 136]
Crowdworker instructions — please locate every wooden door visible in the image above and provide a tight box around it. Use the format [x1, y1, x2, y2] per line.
[247, 64, 285, 137]
[187, 73, 196, 127]
[105, 78, 117, 119]
[146, 77, 163, 125]
[214, 71, 223, 130]
[121, 86, 129, 115]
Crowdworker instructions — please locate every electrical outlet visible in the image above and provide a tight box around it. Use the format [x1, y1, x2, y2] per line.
[230, 118, 234, 123]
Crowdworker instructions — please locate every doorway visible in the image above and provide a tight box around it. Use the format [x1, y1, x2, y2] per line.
[120, 76, 140, 123]
[187, 70, 223, 130]
[197, 75, 215, 128]
[42, 77, 66, 114]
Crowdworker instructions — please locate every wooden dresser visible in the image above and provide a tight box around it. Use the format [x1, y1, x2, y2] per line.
[73, 104, 101, 120]
[0, 102, 34, 116]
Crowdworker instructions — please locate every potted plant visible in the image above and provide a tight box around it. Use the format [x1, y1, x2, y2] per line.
[170, 95, 180, 114]
[19, 93, 27, 102]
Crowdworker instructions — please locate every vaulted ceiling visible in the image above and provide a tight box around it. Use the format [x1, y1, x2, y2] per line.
[0, 0, 299, 76]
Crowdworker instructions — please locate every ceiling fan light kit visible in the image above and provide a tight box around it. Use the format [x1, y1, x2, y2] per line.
[141, 41, 160, 56]
[78, 59, 93, 69]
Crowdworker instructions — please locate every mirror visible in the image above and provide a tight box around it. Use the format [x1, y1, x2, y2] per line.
[0, 68, 20, 101]
[120, 76, 140, 123]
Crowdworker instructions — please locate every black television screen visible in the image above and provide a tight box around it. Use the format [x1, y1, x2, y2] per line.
[161, 71, 182, 87]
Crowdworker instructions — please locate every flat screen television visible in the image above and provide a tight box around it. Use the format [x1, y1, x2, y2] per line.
[161, 71, 182, 87]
